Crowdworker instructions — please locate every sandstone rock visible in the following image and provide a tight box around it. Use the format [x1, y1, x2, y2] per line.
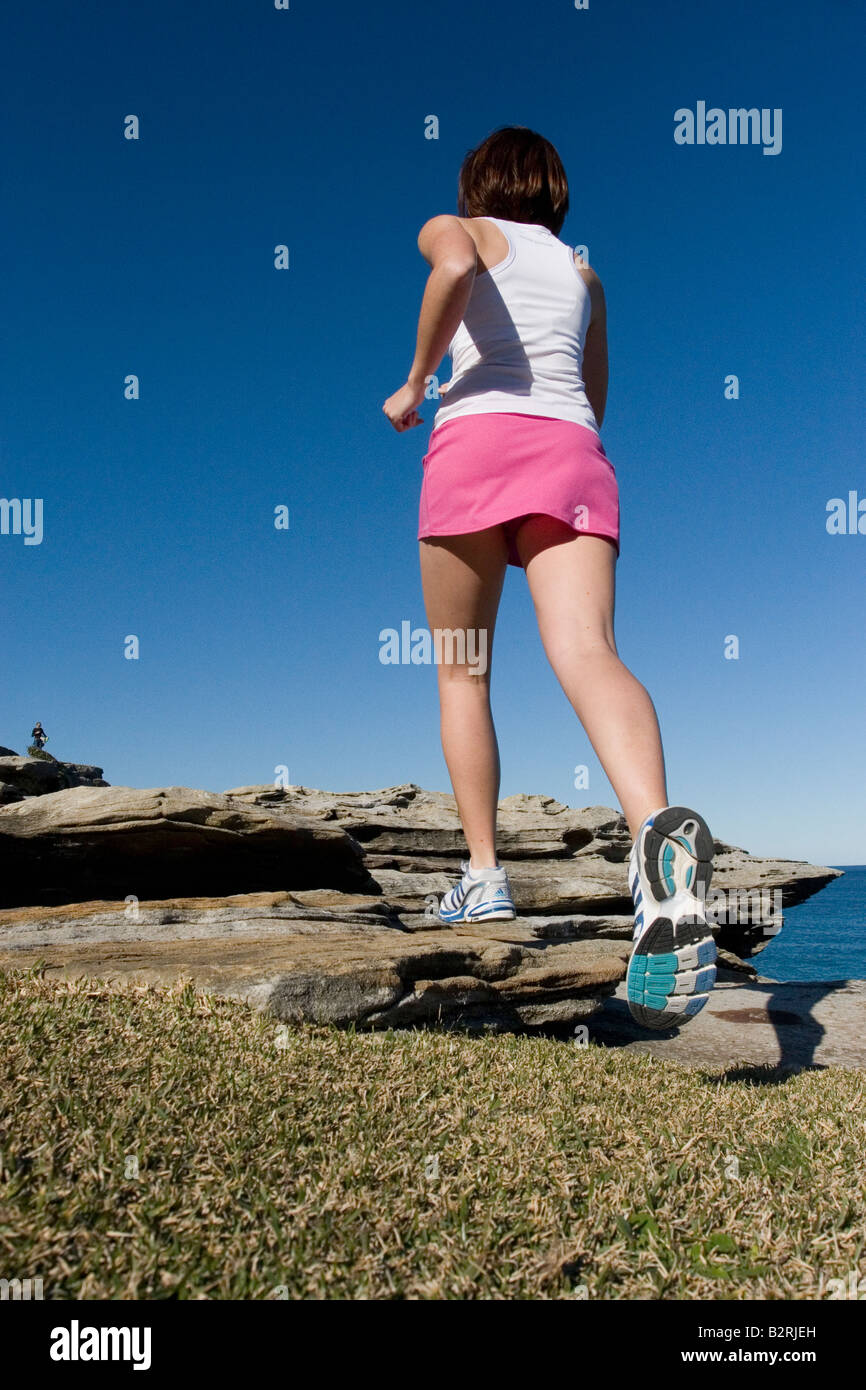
[0, 756, 65, 797]
[588, 978, 866, 1071]
[362, 856, 831, 960]
[1, 778, 840, 960]
[224, 783, 839, 958]
[227, 784, 609, 858]
[0, 892, 401, 945]
[0, 894, 625, 1033]
[0, 777, 844, 1037]
[0, 786, 376, 907]
[0, 752, 109, 800]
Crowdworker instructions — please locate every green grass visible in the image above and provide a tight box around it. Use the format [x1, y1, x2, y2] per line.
[1, 968, 864, 1300]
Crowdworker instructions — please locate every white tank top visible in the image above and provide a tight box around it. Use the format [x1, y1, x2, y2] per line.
[431, 217, 600, 435]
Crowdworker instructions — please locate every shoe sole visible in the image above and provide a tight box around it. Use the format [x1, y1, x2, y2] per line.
[627, 806, 716, 1030]
[627, 914, 717, 1029]
[641, 805, 714, 903]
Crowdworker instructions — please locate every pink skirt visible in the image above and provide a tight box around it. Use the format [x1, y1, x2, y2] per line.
[417, 411, 620, 568]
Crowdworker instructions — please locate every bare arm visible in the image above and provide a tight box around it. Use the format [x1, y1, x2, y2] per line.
[383, 215, 477, 431]
[577, 261, 609, 429]
[408, 215, 477, 387]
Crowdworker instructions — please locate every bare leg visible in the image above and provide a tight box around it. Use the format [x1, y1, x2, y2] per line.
[516, 516, 668, 839]
[419, 527, 508, 867]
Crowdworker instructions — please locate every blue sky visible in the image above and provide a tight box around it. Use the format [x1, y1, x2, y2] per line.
[3, 0, 864, 865]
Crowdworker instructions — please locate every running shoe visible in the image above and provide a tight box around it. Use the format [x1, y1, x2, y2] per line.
[438, 862, 517, 923]
[626, 805, 717, 1030]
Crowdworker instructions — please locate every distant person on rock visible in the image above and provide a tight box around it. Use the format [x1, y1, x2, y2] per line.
[382, 125, 716, 1033]
[31, 722, 47, 750]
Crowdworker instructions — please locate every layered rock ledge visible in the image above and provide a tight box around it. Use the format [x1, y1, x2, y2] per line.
[0, 779, 842, 1036]
[0, 749, 108, 804]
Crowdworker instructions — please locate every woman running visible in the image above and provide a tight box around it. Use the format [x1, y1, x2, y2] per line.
[383, 125, 716, 1030]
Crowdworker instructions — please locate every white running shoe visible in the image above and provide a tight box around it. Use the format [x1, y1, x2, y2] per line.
[626, 805, 717, 1030]
[438, 862, 517, 923]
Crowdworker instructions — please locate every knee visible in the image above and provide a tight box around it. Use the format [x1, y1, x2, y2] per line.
[434, 627, 492, 685]
[437, 664, 492, 695]
[542, 628, 618, 672]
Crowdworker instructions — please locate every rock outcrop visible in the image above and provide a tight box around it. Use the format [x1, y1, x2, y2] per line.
[0, 750, 108, 804]
[0, 779, 842, 1035]
[0, 786, 376, 906]
[591, 977, 866, 1072]
[0, 892, 627, 1031]
[225, 784, 841, 960]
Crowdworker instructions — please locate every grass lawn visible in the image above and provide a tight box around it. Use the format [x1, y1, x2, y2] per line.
[1, 968, 864, 1300]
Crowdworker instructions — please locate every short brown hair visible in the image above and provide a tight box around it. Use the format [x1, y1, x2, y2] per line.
[456, 126, 570, 236]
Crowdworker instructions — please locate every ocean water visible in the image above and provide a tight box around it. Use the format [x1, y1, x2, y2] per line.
[756, 866, 866, 982]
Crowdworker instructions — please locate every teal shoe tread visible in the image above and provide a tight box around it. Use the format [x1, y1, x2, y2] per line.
[626, 915, 717, 1029]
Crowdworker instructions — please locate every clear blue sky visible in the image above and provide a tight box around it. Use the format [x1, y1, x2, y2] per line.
[3, 0, 864, 865]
